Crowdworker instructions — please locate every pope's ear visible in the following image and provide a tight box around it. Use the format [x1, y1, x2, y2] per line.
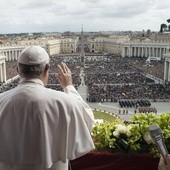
[45, 63, 50, 72]
[44, 63, 50, 76]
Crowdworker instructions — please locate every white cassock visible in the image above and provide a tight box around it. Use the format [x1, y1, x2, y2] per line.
[0, 78, 95, 170]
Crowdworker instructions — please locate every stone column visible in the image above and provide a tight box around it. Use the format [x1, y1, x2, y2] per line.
[12, 51, 14, 60]
[15, 50, 17, 60]
[134, 47, 136, 56]
[149, 47, 151, 57]
[6, 51, 9, 61]
[160, 48, 162, 58]
[146, 47, 148, 57]
[8, 51, 10, 61]
[17, 50, 19, 60]
[0, 64, 2, 83]
[168, 63, 170, 81]
[121, 47, 125, 57]
[152, 47, 154, 57]
[10, 51, 13, 61]
[164, 61, 168, 81]
[129, 45, 132, 57]
[0, 55, 7, 83]
[164, 52, 170, 82]
[156, 48, 158, 57]
[137, 47, 140, 57]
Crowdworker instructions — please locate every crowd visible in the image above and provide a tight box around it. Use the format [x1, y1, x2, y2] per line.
[86, 83, 170, 102]
[6, 60, 18, 79]
[84, 55, 170, 102]
[1, 54, 170, 103]
[0, 77, 20, 93]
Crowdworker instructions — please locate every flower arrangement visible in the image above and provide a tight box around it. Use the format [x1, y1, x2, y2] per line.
[92, 112, 170, 157]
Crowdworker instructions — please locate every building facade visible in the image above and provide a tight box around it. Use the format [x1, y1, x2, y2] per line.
[46, 39, 60, 56]
[121, 41, 169, 58]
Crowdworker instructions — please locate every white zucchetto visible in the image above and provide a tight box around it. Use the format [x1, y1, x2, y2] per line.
[18, 46, 50, 65]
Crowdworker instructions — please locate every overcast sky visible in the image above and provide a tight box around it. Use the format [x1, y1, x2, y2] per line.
[0, 0, 170, 34]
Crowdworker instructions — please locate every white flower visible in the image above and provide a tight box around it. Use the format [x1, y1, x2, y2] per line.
[113, 124, 132, 137]
[113, 130, 120, 137]
[115, 124, 127, 134]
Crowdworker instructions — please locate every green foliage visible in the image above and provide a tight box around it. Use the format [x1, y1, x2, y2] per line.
[160, 19, 170, 32]
[92, 110, 123, 151]
[92, 122, 116, 151]
[158, 113, 170, 151]
[92, 112, 170, 157]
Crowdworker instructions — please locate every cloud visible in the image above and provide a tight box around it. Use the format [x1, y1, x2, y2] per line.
[156, 0, 170, 9]
[0, 0, 169, 33]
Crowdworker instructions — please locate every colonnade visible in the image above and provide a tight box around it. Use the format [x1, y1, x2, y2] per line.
[122, 42, 170, 58]
[0, 47, 25, 61]
[164, 52, 170, 82]
[0, 55, 7, 83]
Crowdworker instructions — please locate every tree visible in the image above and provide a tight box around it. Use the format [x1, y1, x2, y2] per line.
[167, 19, 170, 23]
[160, 23, 167, 32]
[146, 29, 151, 36]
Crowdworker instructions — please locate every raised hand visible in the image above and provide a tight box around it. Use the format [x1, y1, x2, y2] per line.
[56, 62, 72, 88]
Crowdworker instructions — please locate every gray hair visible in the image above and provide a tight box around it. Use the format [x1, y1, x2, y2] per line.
[18, 62, 47, 78]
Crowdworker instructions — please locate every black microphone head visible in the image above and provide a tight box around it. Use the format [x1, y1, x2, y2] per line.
[149, 124, 162, 137]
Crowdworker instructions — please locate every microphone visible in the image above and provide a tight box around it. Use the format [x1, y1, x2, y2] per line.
[149, 124, 169, 163]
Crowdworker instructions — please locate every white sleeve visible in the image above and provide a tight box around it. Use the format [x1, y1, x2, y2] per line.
[63, 85, 94, 132]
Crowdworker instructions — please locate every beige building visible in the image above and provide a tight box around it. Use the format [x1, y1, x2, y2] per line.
[60, 37, 79, 53]
[46, 39, 60, 56]
[58, 34, 129, 55]
[104, 35, 130, 55]
[88, 37, 105, 53]
[0, 33, 131, 59]
[150, 32, 170, 42]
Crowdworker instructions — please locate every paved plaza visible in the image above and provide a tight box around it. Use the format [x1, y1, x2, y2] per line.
[77, 67, 170, 121]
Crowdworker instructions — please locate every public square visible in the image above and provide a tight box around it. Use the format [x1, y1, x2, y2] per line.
[77, 70, 170, 122]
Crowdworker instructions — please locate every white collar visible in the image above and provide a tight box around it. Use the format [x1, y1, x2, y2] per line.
[19, 78, 44, 86]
